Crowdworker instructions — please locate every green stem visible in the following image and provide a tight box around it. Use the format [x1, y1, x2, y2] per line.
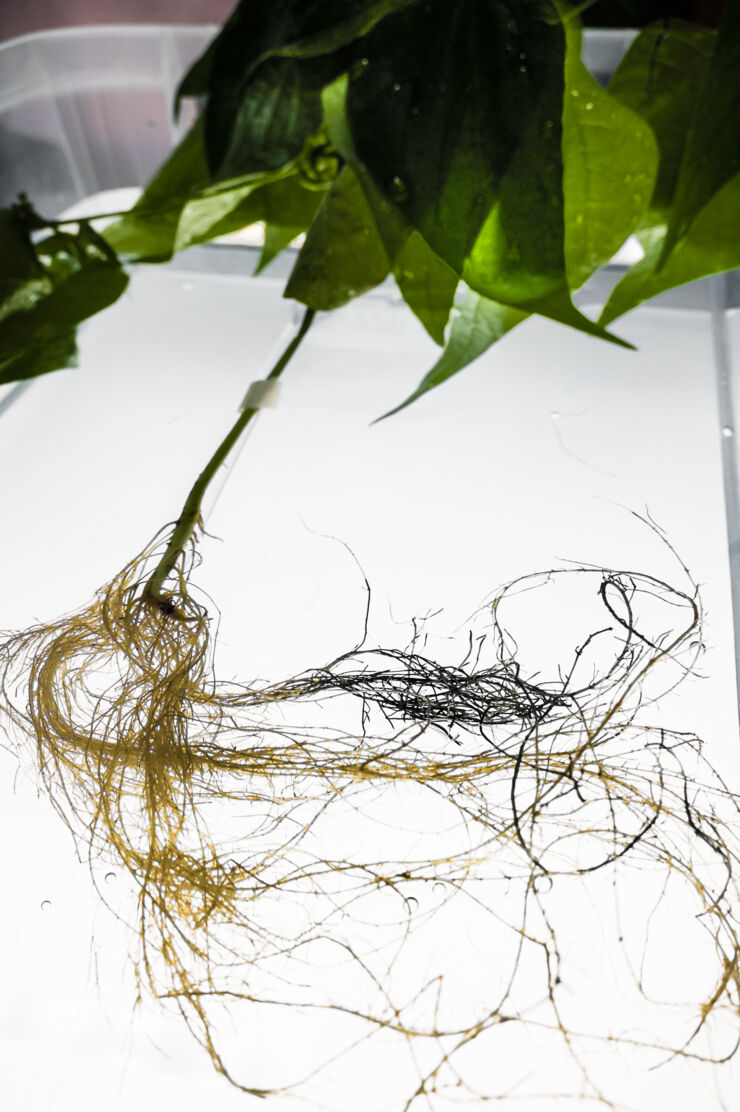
[143, 307, 315, 607]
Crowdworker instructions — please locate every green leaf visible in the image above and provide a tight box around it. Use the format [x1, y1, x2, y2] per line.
[173, 187, 266, 255]
[253, 174, 326, 272]
[560, 17, 658, 289]
[0, 218, 127, 386]
[347, 0, 630, 350]
[599, 8, 740, 325]
[658, 0, 740, 264]
[379, 287, 528, 419]
[104, 119, 216, 261]
[105, 119, 262, 262]
[105, 118, 296, 261]
[257, 223, 298, 272]
[607, 20, 714, 218]
[600, 174, 740, 326]
[393, 231, 458, 345]
[284, 164, 391, 309]
[106, 109, 332, 271]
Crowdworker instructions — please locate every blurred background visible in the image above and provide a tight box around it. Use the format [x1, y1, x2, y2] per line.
[0, 1, 235, 41]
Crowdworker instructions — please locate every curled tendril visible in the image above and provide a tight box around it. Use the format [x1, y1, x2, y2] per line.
[0, 524, 738, 1107]
[297, 138, 344, 190]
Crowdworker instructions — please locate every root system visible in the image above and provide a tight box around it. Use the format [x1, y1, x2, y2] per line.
[1, 524, 738, 1108]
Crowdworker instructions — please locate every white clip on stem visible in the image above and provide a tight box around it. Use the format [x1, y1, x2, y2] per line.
[202, 309, 301, 524]
[240, 378, 281, 411]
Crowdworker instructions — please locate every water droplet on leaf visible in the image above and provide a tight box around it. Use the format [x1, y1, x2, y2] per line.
[390, 176, 408, 201]
[584, 102, 594, 111]
[722, 426, 734, 438]
[392, 82, 402, 93]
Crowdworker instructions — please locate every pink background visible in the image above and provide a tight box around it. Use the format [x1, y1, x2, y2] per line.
[0, 0, 235, 42]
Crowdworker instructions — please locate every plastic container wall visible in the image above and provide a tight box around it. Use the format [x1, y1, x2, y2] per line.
[0, 24, 213, 216]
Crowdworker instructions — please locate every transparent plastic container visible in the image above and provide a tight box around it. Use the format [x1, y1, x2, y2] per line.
[0, 24, 212, 215]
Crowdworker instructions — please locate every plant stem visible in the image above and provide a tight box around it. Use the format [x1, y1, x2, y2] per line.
[143, 307, 315, 607]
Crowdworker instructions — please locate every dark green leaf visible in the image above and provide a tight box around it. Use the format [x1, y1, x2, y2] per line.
[322, 74, 457, 345]
[0, 330, 77, 385]
[658, 1, 740, 264]
[284, 165, 391, 309]
[607, 20, 714, 218]
[0, 220, 127, 386]
[379, 287, 528, 419]
[0, 218, 50, 326]
[0, 209, 44, 288]
[181, 0, 418, 179]
[205, 56, 329, 180]
[266, 0, 421, 61]
[347, 0, 631, 349]
[0, 252, 127, 354]
[599, 9, 740, 324]
[347, 0, 551, 275]
[178, 0, 420, 104]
